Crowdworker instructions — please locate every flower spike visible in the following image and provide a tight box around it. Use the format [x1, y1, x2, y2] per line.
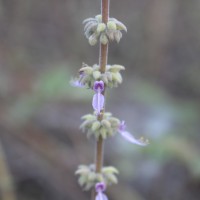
[95, 182, 108, 200]
[118, 121, 149, 146]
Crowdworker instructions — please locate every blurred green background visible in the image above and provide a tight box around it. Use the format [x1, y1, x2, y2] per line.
[0, 0, 200, 200]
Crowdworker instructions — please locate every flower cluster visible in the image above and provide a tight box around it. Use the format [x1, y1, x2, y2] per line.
[75, 164, 118, 191]
[80, 112, 149, 145]
[71, 63, 125, 89]
[83, 14, 127, 45]
[80, 112, 120, 139]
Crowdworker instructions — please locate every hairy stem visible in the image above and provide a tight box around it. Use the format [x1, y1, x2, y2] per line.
[95, 0, 109, 174]
[92, 1, 109, 199]
[99, 0, 109, 74]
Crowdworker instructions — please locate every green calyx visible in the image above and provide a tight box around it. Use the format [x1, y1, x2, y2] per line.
[83, 14, 127, 45]
[75, 164, 119, 190]
[80, 112, 120, 139]
[77, 63, 125, 89]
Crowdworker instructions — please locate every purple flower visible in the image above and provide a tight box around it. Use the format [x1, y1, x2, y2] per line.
[93, 80, 104, 92]
[70, 70, 88, 88]
[118, 121, 149, 146]
[95, 182, 108, 200]
[70, 78, 85, 88]
[92, 81, 105, 114]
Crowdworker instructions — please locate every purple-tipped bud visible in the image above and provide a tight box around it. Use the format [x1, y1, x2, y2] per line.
[93, 80, 104, 93]
[95, 183, 108, 200]
[118, 121, 149, 146]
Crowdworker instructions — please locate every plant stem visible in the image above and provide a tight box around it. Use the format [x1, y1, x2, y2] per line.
[95, 0, 109, 174]
[92, 1, 109, 199]
[99, 0, 109, 74]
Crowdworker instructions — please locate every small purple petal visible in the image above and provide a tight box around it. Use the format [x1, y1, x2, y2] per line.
[93, 81, 104, 92]
[96, 192, 108, 200]
[70, 79, 84, 88]
[95, 182, 106, 192]
[119, 130, 148, 146]
[119, 120, 126, 131]
[92, 93, 104, 114]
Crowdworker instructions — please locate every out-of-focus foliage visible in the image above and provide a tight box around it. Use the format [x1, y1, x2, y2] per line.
[0, 0, 200, 200]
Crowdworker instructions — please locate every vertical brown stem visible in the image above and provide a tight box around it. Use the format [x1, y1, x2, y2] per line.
[92, 1, 110, 199]
[95, 136, 104, 173]
[95, 0, 109, 173]
[99, 0, 109, 74]
[99, 44, 108, 74]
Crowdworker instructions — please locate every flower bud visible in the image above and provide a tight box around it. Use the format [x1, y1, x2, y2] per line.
[75, 166, 90, 175]
[109, 117, 120, 126]
[95, 14, 102, 22]
[105, 72, 113, 81]
[100, 127, 107, 139]
[100, 33, 108, 45]
[81, 114, 96, 120]
[107, 21, 117, 30]
[93, 71, 101, 80]
[79, 75, 90, 86]
[78, 176, 87, 186]
[109, 65, 125, 72]
[88, 172, 96, 181]
[79, 66, 93, 75]
[96, 174, 104, 182]
[114, 31, 122, 43]
[106, 30, 115, 41]
[116, 21, 127, 32]
[103, 112, 112, 117]
[105, 173, 118, 184]
[91, 121, 101, 132]
[93, 64, 100, 71]
[89, 34, 98, 46]
[80, 119, 93, 131]
[112, 72, 123, 84]
[97, 23, 106, 33]
[101, 120, 111, 129]
[84, 22, 98, 35]
[102, 166, 119, 174]
[101, 74, 108, 84]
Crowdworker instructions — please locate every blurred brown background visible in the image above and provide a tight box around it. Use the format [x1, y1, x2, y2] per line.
[0, 0, 200, 200]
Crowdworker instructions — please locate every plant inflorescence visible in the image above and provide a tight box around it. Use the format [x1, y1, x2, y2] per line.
[71, 1, 148, 199]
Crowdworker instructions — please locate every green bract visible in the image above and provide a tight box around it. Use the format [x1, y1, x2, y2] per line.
[80, 112, 120, 139]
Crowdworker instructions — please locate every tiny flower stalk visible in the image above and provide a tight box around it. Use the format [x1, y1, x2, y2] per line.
[72, 0, 149, 199]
